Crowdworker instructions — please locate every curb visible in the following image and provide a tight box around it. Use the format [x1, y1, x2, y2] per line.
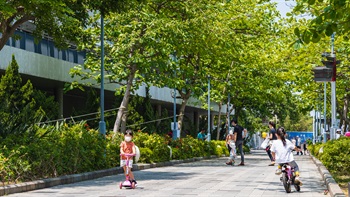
[310, 155, 346, 197]
[0, 155, 217, 196]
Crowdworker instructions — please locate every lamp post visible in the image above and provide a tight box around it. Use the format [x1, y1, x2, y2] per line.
[227, 82, 231, 133]
[330, 33, 337, 140]
[323, 82, 327, 143]
[207, 75, 211, 142]
[99, 15, 106, 136]
[170, 52, 178, 140]
[173, 79, 177, 140]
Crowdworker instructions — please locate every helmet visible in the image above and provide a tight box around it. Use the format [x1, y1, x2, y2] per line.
[262, 132, 267, 138]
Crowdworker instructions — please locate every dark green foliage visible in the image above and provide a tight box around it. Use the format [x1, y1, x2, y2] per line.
[32, 90, 59, 121]
[156, 108, 172, 135]
[0, 55, 44, 138]
[71, 88, 100, 129]
[0, 122, 110, 184]
[143, 87, 157, 133]
[126, 95, 145, 130]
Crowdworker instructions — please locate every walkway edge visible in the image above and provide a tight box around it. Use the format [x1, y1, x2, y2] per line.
[310, 155, 346, 197]
[0, 155, 217, 196]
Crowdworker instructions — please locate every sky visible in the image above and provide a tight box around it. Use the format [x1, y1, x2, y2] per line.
[272, 0, 296, 17]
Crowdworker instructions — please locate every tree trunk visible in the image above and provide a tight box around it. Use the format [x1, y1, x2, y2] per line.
[113, 65, 136, 134]
[178, 90, 191, 136]
[216, 101, 222, 140]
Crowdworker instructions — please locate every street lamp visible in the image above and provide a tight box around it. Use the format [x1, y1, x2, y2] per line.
[227, 82, 231, 134]
[99, 15, 106, 136]
[170, 52, 178, 140]
[323, 82, 327, 142]
[330, 33, 337, 140]
[207, 75, 211, 142]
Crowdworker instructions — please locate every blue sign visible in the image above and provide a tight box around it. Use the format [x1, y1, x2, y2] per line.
[286, 131, 313, 143]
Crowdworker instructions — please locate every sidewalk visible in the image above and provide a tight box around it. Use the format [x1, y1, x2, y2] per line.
[0, 150, 346, 196]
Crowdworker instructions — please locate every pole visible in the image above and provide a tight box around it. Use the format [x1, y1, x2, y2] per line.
[172, 53, 177, 140]
[330, 33, 336, 140]
[227, 91, 230, 133]
[323, 82, 327, 142]
[99, 15, 106, 136]
[318, 106, 322, 142]
[315, 110, 318, 142]
[207, 76, 211, 142]
[312, 110, 316, 144]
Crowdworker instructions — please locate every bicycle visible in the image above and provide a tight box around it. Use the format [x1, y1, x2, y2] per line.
[279, 163, 301, 193]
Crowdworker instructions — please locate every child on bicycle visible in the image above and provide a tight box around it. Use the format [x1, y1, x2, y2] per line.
[120, 129, 137, 185]
[271, 127, 302, 186]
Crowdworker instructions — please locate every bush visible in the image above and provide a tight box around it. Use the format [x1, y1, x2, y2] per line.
[138, 147, 153, 163]
[0, 126, 244, 185]
[318, 137, 350, 176]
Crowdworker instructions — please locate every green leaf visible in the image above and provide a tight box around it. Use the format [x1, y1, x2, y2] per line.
[325, 24, 334, 36]
[311, 31, 321, 43]
[308, 0, 316, 5]
[302, 30, 311, 44]
[294, 27, 300, 37]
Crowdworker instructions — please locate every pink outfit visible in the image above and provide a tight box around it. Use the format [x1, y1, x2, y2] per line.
[345, 131, 350, 137]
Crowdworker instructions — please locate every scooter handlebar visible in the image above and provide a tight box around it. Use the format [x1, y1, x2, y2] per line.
[120, 153, 136, 157]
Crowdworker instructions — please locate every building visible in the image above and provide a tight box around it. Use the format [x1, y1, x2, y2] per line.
[0, 27, 230, 134]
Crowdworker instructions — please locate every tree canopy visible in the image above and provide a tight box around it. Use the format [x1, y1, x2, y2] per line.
[0, 0, 141, 51]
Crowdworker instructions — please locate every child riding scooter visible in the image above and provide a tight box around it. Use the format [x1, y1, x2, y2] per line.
[119, 129, 137, 188]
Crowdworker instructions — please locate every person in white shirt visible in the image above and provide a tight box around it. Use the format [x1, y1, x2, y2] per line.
[271, 127, 302, 186]
[291, 137, 296, 146]
[336, 128, 342, 139]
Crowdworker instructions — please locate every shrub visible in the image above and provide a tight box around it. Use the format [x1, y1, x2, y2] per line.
[138, 147, 153, 163]
[0, 126, 240, 185]
[318, 137, 350, 176]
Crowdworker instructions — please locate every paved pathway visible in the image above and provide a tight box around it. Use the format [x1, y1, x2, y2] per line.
[6, 150, 329, 197]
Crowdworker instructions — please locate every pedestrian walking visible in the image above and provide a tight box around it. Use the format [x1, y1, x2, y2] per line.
[231, 118, 247, 166]
[266, 121, 277, 166]
[302, 141, 309, 155]
[295, 136, 303, 155]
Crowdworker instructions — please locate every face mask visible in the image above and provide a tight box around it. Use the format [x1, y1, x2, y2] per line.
[125, 136, 132, 142]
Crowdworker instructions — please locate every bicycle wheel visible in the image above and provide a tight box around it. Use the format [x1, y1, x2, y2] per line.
[282, 173, 291, 193]
[293, 176, 301, 192]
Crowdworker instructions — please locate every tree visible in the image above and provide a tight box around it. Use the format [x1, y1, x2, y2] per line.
[291, 0, 350, 43]
[0, 55, 44, 138]
[0, 0, 89, 51]
[71, 1, 173, 133]
[0, 0, 141, 51]
[284, 16, 350, 131]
